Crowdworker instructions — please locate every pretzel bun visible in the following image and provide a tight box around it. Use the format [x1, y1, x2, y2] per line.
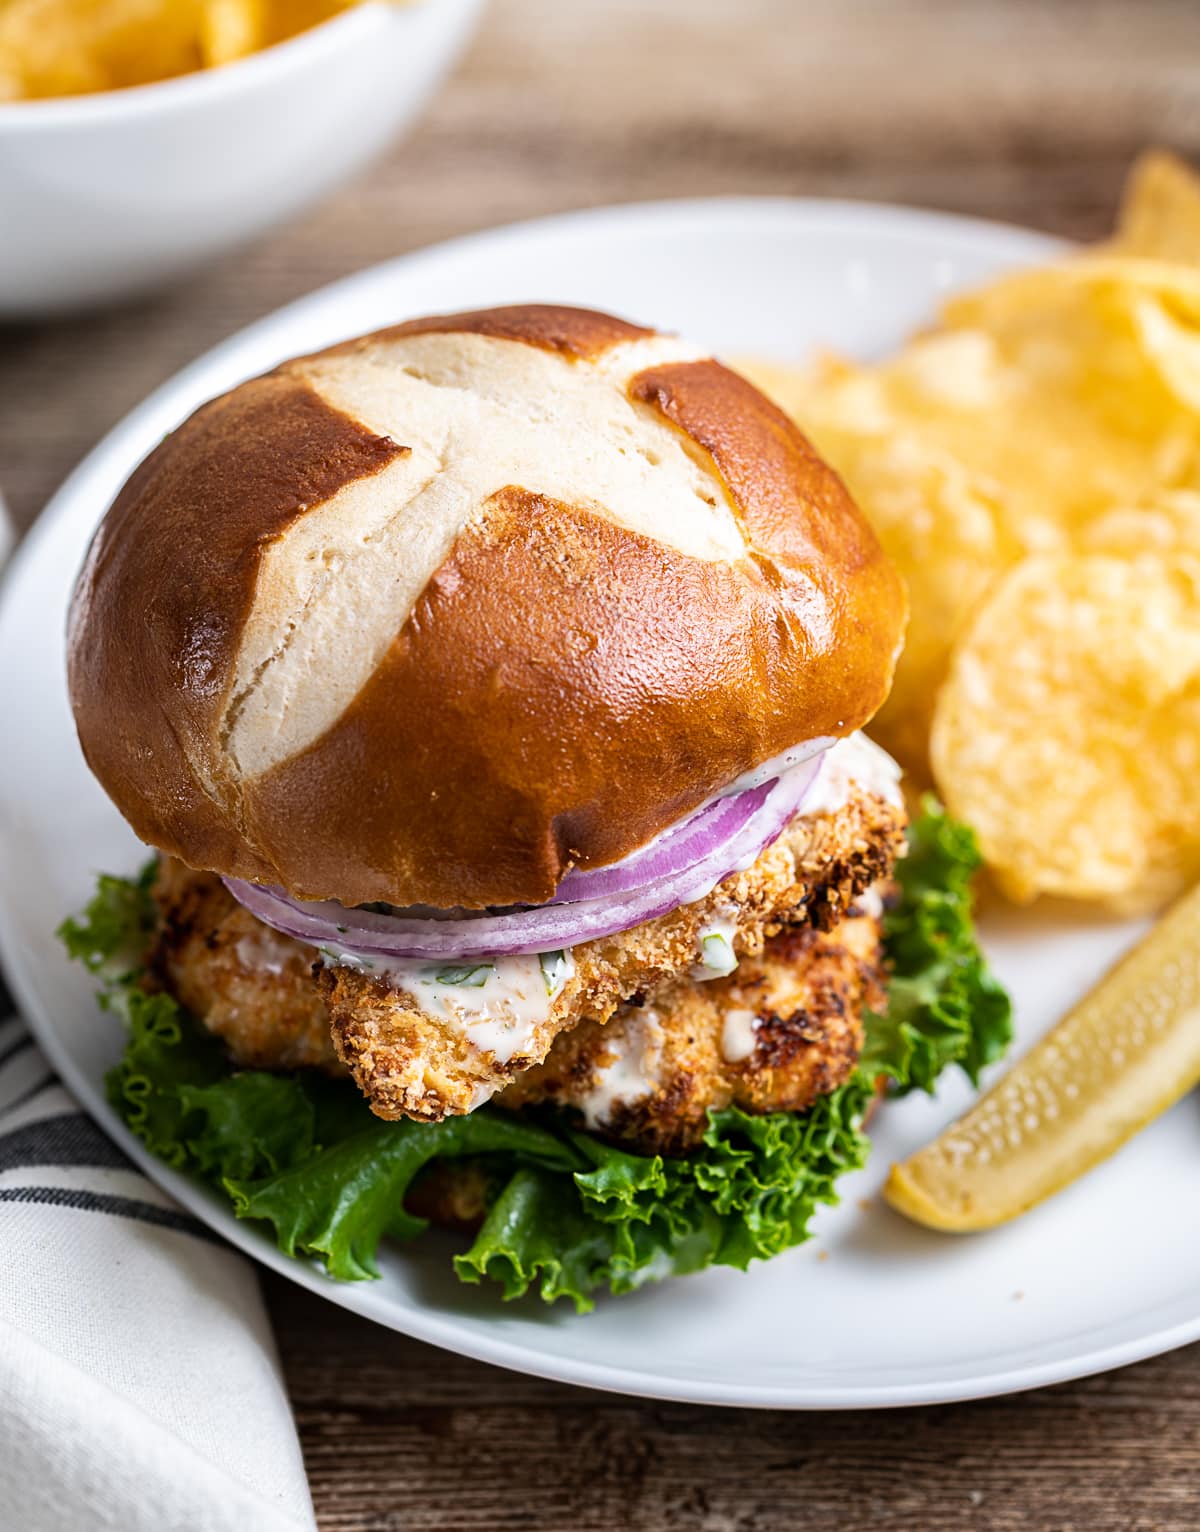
[68, 305, 906, 909]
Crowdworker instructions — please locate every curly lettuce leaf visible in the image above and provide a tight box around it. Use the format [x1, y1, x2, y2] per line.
[860, 797, 1013, 1091]
[456, 1084, 875, 1304]
[65, 802, 1010, 1309]
[57, 860, 157, 981]
[453, 1167, 628, 1305]
[228, 1108, 581, 1280]
[107, 985, 229, 1168]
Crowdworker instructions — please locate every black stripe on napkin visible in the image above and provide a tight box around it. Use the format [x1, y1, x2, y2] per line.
[0, 1185, 220, 1244]
[0, 1111, 131, 1173]
[0, 1032, 54, 1112]
[1, 1074, 56, 1113]
[0, 1032, 33, 1071]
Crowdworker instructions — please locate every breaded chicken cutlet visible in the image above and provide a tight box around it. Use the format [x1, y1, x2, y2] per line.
[322, 763, 903, 1121]
[67, 304, 938, 1302]
[501, 904, 886, 1153]
[151, 749, 903, 1122]
[151, 856, 337, 1074]
[402, 903, 890, 1234]
[150, 855, 888, 1157]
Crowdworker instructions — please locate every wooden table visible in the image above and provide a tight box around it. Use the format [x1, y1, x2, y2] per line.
[4, 2, 1199, 1525]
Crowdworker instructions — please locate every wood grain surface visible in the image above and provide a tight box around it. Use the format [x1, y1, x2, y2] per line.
[267, 1270, 1200, 1532]
[4, 1, 1200, 1527]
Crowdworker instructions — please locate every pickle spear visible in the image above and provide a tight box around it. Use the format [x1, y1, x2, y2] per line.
[884, 882, 1200, 1231]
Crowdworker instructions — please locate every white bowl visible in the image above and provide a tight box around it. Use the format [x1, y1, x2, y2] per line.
[0, 0, 485, 316]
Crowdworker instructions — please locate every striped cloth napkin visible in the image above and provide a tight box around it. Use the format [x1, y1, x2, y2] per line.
[0, 495, 316, 1532]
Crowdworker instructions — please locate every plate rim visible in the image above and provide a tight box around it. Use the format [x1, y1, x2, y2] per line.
[1, 193, 1067, 611]
[5, 194, 1197, 1410]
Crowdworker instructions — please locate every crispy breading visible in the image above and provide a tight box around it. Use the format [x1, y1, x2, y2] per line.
[404, 902, 887, 1232]
[151, 857, 885, 1166]
[150, 855, 889, 1241]
[321, 786, 904, 1121]
[498, 900, 885, 1154]
[148, 784, 904, 1123]
[151, 857, 339, 1073]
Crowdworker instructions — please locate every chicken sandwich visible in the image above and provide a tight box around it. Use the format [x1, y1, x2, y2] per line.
[62, 305, 1009, 1305]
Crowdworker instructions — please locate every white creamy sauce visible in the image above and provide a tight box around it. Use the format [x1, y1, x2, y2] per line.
[801, 732, 903, 817]
[576, 1009, 665, 1129]
[690, 917, 740, 980]
[720, 1007, 760, 1064]
[723, 735, 836, 795]
[317, 947, 575, 1064]
[851, 882, 886, 921]
[235, 926, 307, 976]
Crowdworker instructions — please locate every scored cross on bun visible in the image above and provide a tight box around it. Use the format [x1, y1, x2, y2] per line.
[67, 304, 906, 910]
[60, 299, 1014, 1308]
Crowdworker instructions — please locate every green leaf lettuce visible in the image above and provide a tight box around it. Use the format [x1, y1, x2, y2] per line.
[65, 803, 1011, 1311]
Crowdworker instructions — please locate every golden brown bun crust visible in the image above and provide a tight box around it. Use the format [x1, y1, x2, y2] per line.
[347, 302, 654, 360]
[68, 373, 404, 886]
[69, 304, 906, 907]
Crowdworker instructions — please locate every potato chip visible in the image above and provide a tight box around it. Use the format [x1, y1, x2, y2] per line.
[930, 551, 1200, 906]
[251, 0, 361, 50]
[823, 432, 1018, 777]
[942, 252, 1200, 425]
[1115, 150, 1200, 266]
[746, 156, 1200, 905]
[0, 0, 205, 99]
[744, 310, 1193, 773]
[201, 0, 362, 62]
[937, 262, 1200, 528]
[739, 219, 1200, 796]
[743, 348, 1023, 777]
[737, 352, 868, 429]
[1131, 286, 1200, 413]
[0, 0, 366, 98]
[1079, 489, 1200, 556]
[201, 0, 265, 67]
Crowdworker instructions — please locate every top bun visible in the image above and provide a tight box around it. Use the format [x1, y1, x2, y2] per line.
[68, 304, 906, 909]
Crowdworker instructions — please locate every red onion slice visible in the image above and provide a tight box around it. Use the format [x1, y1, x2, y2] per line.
[550, 790, 764, 903]
[223, 754, 823, 961]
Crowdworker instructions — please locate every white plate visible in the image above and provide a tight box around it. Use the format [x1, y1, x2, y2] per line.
[1, 199, 1197, 1410]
